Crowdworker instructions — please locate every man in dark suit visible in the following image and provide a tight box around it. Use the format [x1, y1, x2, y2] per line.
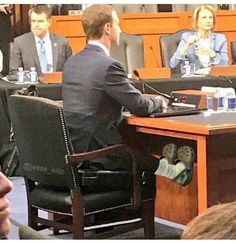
[62, 4, 194, 186]
[9, 4, 72, 76]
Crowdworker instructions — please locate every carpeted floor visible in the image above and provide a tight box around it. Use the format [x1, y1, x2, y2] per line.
[7, 176, 183, 240]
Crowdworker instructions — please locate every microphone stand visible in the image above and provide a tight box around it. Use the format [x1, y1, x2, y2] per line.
[133, 70, 177, 102]
[219, 75, 233, 86]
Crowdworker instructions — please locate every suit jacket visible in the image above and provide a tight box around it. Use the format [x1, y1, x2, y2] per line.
[62, 44, 162, 155]
[9, 32, 72, 75]
[170, 31, 229, 70]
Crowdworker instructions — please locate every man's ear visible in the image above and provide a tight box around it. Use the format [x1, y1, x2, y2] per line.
[104, 23, 111, 35]
[48, 18, 52, 27]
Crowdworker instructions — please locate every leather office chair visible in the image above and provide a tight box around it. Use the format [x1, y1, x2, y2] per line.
[8, 95, 155, 239]
[231, 41, 236, 64]
[112, 4, 158, 14]
[172, 4, 218, 12]
[160, 29, 189, 76]
[110, 32, 144, 74]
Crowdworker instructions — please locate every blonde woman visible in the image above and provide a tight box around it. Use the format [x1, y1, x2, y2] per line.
[170, 5, 228, 70]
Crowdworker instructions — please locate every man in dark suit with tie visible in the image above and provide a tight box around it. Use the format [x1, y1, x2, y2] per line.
[9, 4, 72, 76]
[62, 4, 194, 186]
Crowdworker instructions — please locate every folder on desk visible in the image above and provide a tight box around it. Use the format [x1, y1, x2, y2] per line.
[150, 105, 202, 118]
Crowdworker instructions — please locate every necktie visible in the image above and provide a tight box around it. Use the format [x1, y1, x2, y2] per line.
[38, 40, 48, 73]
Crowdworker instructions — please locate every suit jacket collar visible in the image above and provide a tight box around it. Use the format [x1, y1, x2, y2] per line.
[191, 31, 216, 51]
[87, 40, 110, 56]
[50, 33, 59, 71]
[28, 32, 41, 72]
[86, 44, 107, 55]
[209, 32, 216, 50]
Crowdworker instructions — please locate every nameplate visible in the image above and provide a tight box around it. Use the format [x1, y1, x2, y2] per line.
[133, 68, 171, 79]
[210, 65, 236, 76]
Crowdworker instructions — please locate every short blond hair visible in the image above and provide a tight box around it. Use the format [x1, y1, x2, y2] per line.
[192, 5, 215, 31]
[182, 201, 236, 239]
[82, 4, 113, 40]
[28, 4, 52, 20]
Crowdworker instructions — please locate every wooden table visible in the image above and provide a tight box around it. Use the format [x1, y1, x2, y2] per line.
[126, 111, 236, 224]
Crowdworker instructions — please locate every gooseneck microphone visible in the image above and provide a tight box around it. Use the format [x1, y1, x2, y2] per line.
[133, 70, 176, 102]
[135, 71, 146, 94]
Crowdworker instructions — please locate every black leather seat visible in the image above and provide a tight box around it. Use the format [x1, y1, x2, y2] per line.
[110, 32, 144, 74]
[160, 29, 190, 76]
[8, 95, 155, 239]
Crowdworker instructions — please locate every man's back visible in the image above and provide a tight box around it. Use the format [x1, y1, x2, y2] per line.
[63, 44, 125, 153]
[63, 44, 160, 153]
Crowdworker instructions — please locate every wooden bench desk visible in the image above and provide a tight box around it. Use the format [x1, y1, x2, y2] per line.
[125, 111, 236, 224]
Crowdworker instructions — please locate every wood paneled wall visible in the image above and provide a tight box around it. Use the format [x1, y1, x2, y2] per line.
[49, 10, 236, 68]
[11, 4, 31, 38]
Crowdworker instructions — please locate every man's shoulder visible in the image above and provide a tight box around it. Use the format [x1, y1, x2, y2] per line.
[50, 32, 68, 43]
[14, 32, 33, 42]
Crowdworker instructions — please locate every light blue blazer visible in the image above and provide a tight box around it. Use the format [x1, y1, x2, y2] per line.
[170, 31, 229, 70]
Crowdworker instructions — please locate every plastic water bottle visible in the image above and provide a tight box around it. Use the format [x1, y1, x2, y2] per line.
[223, 88, 236, 111]
[29, 67, 38, 83]
[17, 67, 24, 83]
[181, 60, 191, 77]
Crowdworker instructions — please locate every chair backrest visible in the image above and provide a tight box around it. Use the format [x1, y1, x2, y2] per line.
[231, 41, 236, 64]
[8, 95, 73, 188]
[172, 4, 218, 12]
[110, 32, 144, 74]
[160, 29, 189, 68]
[112, 4, 157, 14]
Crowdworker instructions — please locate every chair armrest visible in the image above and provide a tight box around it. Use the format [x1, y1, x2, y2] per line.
[66, 144, 129, 162]
[65, 144, 141, 207]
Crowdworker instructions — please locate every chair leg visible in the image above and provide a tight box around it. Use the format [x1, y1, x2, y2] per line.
[50, 213, 60, 235]
[72, 214, 84, 239]
[28, 206, 38, 230]
[53, 228, 59, 235]
[142, 199, 155, 239]
[72, 188, 85, 239]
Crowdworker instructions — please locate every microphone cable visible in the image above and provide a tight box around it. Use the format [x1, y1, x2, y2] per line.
[133, 70, 177, 102]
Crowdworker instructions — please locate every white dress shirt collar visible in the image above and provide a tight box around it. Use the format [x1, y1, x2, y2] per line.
[88, 40, 110, 56]
[34, 32, 50, 45]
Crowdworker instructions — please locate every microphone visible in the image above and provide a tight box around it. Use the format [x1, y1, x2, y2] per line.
[134, 70, 145, 94]
[149, 46, 160, 67]
[133, 70, 176, 102]
[141, 4, 147, 12]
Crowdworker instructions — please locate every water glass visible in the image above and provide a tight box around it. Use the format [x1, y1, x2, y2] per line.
[206, 94, 214, 111]
[180, 63, 195, 77]
[223, 96, 236, 110]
